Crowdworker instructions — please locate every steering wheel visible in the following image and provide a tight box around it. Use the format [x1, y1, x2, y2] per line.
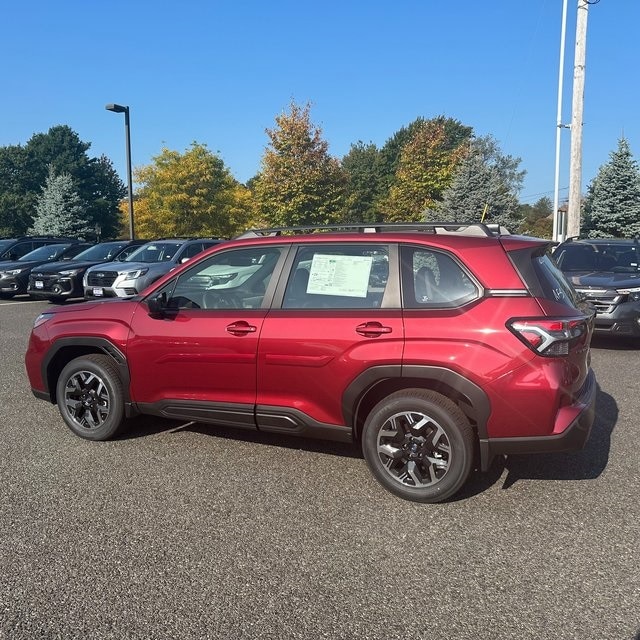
[203, 291, 242, 309]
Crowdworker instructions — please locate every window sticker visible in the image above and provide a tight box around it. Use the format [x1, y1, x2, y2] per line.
[307, 254, 373, 297]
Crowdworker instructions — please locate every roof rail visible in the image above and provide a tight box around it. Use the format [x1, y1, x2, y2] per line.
[235, 222, 504, 239]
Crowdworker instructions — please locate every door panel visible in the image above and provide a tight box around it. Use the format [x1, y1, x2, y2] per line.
[127, 245, 285, 413]
[257, 244, 403, 429]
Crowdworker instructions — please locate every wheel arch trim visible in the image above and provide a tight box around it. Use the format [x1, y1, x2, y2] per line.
[40, 338, 134, 413]
[343, 365, 491, 441]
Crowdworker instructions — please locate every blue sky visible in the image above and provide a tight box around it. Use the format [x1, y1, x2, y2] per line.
[1, 1, 638, 205]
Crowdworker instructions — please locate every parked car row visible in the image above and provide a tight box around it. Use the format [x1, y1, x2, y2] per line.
[0, 236, 223, 302]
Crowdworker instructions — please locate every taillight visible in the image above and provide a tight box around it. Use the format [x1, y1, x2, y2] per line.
[507, 317, 589, 356]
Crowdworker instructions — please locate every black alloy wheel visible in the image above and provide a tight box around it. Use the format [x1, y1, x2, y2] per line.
[362, 389, 474, 503]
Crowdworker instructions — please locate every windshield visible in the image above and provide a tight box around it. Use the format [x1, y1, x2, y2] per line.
[72, 242, 127, 261]
[0, 240, 15, 252]
[556, 243, 640, 273]
[125, 242, 183, 263]
[18, 243, 73, 261]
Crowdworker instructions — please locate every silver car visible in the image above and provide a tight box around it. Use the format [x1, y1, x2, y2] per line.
[83, 238, 222, 299]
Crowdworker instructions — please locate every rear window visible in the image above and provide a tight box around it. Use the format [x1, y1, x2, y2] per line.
[534, 253, 578, 306]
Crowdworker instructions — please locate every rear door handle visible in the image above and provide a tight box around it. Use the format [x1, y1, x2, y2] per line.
[356, 322, 392, 337]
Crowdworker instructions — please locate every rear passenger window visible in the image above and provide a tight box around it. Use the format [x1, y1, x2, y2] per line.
[283, 245, 389, 309]
[402, 246, 479, 308]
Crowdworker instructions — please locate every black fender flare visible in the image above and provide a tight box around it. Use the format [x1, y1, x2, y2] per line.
[40, 337, 135, 415]
[342, 365, 491, 441]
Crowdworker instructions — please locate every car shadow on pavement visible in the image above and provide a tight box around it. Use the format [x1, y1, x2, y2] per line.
[121, 383, 617, 496]
[500, 382, 616, 489]
[455, 382, 617, 499]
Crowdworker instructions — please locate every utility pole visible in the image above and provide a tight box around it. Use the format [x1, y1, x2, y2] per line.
[566, 0, 590, 239]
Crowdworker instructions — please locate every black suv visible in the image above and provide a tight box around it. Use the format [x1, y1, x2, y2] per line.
[0, 242, 91, 298]
[554, 237, 640, 338]
[0, 236, 78, 261]
[28, 240, 147, 302]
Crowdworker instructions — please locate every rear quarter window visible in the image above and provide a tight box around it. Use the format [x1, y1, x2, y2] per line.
[401, 245, 480, 309]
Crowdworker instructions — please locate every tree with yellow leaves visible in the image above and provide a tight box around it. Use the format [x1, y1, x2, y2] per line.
[129, 142, 255, 239]
[253, 101, 346, 228]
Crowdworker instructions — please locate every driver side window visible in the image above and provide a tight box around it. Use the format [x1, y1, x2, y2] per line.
[168, 247, 283, 310]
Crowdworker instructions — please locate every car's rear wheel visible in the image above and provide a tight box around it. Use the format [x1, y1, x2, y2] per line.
[56, 354, 126, 440]
[362, 389, 474, 503]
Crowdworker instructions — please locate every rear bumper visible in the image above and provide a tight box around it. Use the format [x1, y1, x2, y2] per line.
[479, 368, 596, 471]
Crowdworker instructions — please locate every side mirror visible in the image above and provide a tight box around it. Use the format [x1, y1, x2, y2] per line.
[146, 291, 169, 319]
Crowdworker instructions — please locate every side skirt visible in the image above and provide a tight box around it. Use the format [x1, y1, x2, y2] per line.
[135, 400, 353, 443]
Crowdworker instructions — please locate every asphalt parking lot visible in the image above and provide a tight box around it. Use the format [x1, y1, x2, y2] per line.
[1, 297, 639, 640]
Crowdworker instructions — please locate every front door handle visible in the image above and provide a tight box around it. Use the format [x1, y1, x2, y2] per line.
[356, 322, 393, 337]
[226, 321, 257, 336]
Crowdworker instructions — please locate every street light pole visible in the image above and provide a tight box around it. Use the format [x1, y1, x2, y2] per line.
[567, 0, 590, 240]
[553, 0, 570, 243]
[105, 103, 135, 239]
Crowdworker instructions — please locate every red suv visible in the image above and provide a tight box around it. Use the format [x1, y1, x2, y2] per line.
[25, 224, 596, 503]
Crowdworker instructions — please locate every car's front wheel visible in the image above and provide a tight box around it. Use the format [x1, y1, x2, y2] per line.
[362, 389, 474, 503]
[56, 354, 126, 440]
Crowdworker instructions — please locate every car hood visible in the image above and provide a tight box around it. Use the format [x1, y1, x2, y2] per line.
[31, 259, 110, 275]
[0, 259, 50, 271]
[566, 270, 640, 289]
[88, 261, 171, 274]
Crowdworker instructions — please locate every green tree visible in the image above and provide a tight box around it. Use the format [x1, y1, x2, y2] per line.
[0, 144, 35, 235]
[253, 101, 346, 227]
[0, 125, 125, 238]
[583, 138, 640, 238]
[383, 118, 470, 221]
[436, 135, 525, 231]
[517, 197, 553, 238]
[378, 117, 473, 204]
[341, 141, 385, 222]
[29, 166, 92, 237]
[133, 142, 254, 238]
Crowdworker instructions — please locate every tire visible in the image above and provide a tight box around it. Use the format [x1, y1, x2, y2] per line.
[56, 354, 126, 441]
[362, 389, 474, 503]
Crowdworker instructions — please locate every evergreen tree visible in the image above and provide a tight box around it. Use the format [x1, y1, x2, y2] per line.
[253, 101, 347, 227]
[436, 135, 525, 231]
[583, 138, 640, 238]
[0, 125, 125, 237]
[29, 166, 92, 237]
